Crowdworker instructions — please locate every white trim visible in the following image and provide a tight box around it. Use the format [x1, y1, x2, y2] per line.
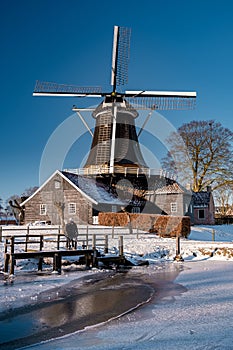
[171, 202, 178, 213]
[68, 202, 76, 215]
[40, 203, 47, 215]
[20, 170, 98, 206]
[33, 93, 102, 97]
[125, 90, 197, 97]
[111, 26, 119, 86]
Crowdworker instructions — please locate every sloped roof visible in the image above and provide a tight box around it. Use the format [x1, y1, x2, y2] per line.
[62, 171, 127, 206]
[21, 170, 128, 207]
[192, 191, 211, 206]
[155, 182, 190, 195]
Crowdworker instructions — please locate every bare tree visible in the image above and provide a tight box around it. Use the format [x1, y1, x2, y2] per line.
[7, 187, 38, 224]
[214, 186, 233, 216]
[21, 186, 38, 197]
[162, 120, 233, 192]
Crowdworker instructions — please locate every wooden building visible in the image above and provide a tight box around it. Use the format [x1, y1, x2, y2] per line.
[146, 182, 192, 217]
[21, 170, 128, 226]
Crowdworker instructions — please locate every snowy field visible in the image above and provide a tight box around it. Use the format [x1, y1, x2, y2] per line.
[1, 224, 233, 349]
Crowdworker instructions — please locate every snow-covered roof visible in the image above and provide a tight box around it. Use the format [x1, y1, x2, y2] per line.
[192, 191, 212, 206]
[21, 170, 128, 207]
[155, 182, 190, 195]
[62, 171, 127, 206]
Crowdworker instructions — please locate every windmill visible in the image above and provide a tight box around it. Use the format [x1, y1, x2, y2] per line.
[33, 25, 196, 178]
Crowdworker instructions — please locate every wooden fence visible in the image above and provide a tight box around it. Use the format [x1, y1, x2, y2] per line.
[0, 224, 143, 242]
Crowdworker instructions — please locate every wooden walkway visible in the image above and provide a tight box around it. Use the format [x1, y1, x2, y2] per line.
[3, 234, 125, 275]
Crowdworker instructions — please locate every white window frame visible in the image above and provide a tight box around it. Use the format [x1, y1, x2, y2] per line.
[54, 180, 61, 189]
[171, 202, 177, 213]
[112, 205, 117, 213]
[40, 204, 47, 215]
[68, 203, 76, 215]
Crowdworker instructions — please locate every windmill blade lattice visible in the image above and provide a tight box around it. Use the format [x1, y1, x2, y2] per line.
[33, 80, 102, 97]
[125, 95, 196, 110]
[112, 26, 131, 88]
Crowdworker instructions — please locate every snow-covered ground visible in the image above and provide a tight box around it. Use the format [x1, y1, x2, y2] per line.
[1, 224, 233, 349]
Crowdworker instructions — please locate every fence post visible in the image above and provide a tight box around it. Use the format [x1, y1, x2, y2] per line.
[174, 234, 183, 261]
[112, 225, 114, 238]
[53, 253, 61, 273]
[25, 234, 29, 252]
[86, 225, 89, 248]
[92, 234, 98, 268]
[119, 235, 123, 258]
[4, 253, 10, 273]
[10, 256, 15, 275]
[0, 226, 2, 242]
[10, 236, 15, 255]
[57, 234, 60, 250]
[92, 234, 96, 250]
[5, 237, 9, 254]
[40, 235, 43, 251]
[212, 229, 215, 242]
[104, 235, 108, 253]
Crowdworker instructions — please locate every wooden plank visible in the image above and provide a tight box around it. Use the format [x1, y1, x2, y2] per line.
[12, 249, 94, 259]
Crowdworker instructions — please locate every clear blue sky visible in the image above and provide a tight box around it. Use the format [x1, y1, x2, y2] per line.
[1, 0, 233, 205]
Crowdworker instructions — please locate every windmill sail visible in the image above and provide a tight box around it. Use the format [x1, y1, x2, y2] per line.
[33, 25, 197, 175]
[33, 80, 103, 97]
[111, 26, 131, 91]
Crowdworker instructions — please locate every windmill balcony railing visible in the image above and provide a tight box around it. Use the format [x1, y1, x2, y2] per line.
[63, 166, 176, 179]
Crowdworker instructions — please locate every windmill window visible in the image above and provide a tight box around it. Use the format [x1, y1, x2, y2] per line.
[68, 203, 76, 215]
[40, 204, 47, 215]
[171, 202, 177, 213]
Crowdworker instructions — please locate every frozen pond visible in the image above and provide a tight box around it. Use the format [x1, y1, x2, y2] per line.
[0, 264, 182, 349]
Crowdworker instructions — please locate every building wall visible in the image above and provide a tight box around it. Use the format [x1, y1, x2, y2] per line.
[192, 193, 215, 225]
[155, 193, 185, 216]
[24, 173, 93, 225]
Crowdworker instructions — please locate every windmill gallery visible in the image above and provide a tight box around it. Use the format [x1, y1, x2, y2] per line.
[21, 26, 197, 236]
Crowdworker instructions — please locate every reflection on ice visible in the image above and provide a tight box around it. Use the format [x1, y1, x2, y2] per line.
[1, 265, 180, 349]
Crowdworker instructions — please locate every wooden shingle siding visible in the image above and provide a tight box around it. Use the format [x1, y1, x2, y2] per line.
[24, 172, 93, 225]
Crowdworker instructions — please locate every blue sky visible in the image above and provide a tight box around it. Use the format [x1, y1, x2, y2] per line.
[1, 0, 233, 204]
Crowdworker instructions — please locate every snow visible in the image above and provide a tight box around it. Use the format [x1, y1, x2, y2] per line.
[1, 224, 233, 349]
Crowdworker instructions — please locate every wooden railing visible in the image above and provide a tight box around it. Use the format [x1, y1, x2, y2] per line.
[63, 166, 176, 179]
[0, 225, 144, 242]
[4, 233, 125, 275]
